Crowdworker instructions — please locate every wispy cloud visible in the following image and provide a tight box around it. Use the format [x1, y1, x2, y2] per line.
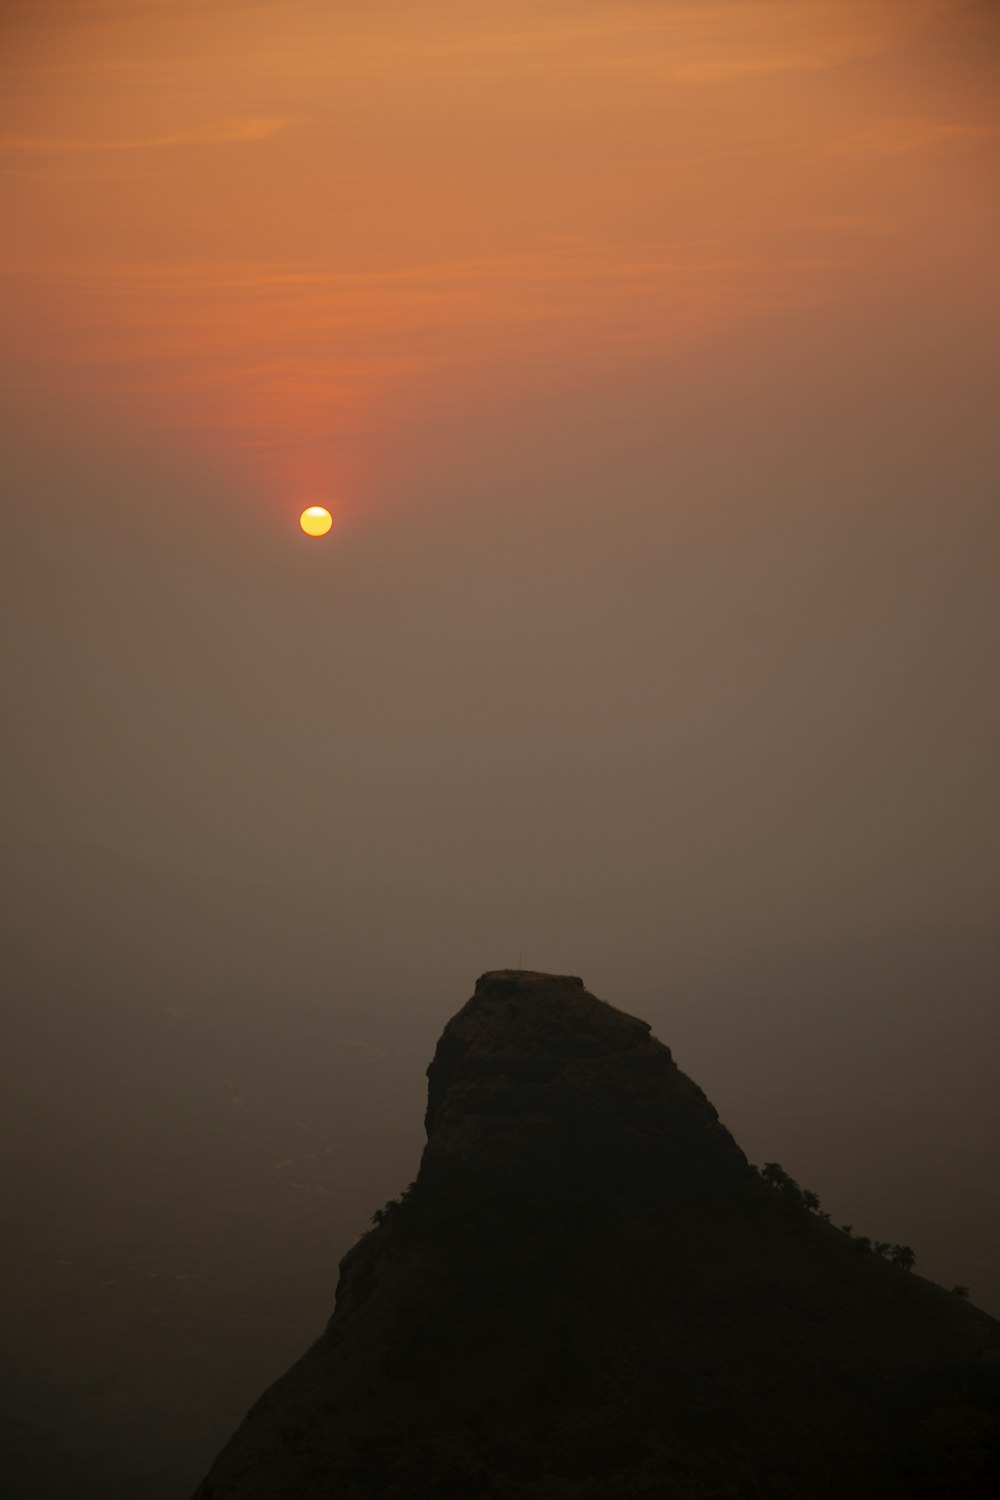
[0, 116, 291, 152]
[673, 51, 845, 83]
[827, 118, 1000, 155]
[667, 0, 970, 83]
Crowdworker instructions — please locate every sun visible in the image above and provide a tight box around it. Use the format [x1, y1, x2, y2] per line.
[299, 505, 333, 538]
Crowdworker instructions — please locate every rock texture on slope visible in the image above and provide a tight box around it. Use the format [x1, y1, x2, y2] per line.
[194, 971, 1000, 1499]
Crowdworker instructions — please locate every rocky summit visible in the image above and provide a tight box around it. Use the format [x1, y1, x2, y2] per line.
[193, 971, 1000, 1499]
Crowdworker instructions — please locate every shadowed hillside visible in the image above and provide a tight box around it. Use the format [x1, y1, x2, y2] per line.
[194, 972, 1000, 1499]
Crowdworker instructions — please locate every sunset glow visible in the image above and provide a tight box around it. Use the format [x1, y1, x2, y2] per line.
[2, 1, 997, 514]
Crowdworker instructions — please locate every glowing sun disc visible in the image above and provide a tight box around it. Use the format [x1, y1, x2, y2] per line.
[299, 505, 333, 538]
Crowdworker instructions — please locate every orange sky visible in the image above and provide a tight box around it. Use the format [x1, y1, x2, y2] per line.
[3, 0, 998, 509]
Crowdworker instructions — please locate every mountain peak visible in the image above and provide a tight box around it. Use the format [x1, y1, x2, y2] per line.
[475, 968, 587, 993]
[194, 973, 1000, 1500]
[422, 970, 749, 1210]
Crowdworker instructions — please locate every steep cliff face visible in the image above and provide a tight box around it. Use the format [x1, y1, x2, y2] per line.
[194, 972, 1000, 1500]
[420, 970, 751, 1205]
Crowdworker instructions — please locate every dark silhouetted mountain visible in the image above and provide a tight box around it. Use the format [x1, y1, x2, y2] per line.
[194, 971, 1000, 1499]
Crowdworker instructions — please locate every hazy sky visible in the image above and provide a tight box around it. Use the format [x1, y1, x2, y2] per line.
[2, 0, 1000, 1439]
[1, 8, 1000, 1488]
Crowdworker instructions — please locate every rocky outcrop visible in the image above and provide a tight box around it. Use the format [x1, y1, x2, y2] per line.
[421, 970, 752, 1205]
[193, 971, 1000, 1499]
